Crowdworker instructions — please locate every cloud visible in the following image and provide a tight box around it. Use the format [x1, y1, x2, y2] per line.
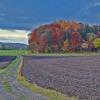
[0, 29, 30, 44]
[82, 1, 100, 11]
[79, 1, 100, 24]
[94, 2, 100, 7]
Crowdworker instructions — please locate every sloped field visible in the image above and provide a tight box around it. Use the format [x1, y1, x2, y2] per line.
[22, 56, 100, 100]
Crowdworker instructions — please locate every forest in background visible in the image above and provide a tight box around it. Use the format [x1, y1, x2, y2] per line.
[28, 20, 100, 53]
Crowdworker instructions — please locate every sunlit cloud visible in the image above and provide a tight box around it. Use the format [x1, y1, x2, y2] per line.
[0, 29, 30, 44]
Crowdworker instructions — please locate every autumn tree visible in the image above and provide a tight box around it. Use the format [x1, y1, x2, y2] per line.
[93, 38, 100, 52]
[87, 33, 96, 51]
[28, 19, 100, 53]
[81, 41, 88, 51]
[71, 31, 80, 51]
[63, 40, 69, 52]
[96, 31, 100, 38]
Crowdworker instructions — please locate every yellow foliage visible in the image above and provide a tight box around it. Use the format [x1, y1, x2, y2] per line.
[93, 38, 100, 48]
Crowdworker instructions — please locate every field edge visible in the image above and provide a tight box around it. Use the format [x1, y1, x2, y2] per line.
[17, 56, 77, 100]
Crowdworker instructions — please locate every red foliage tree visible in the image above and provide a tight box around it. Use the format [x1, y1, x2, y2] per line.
[71, 31, 80, 51]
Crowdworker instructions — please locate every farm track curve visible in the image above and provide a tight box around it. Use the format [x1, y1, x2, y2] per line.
[0, 56, 49, 100]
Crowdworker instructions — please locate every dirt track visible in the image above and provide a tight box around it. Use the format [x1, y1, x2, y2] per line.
[0, 57, 49, 100]
[22, 56, 100, 100]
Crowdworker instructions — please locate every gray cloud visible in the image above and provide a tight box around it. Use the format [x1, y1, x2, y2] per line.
[0, 29, 30, 44]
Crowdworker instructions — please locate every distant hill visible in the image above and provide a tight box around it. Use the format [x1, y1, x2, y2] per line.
[0, 42, 27, 50]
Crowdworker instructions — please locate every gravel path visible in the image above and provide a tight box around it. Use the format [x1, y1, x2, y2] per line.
[22, 56, 100, 100]
[0, 56, 49, 100]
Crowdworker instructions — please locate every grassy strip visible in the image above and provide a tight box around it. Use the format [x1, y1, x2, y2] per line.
[0, 68, 6, 73]
[0, 57, 19, 74]
[17, 57, 77, 100]
[30, 52, 100, 56]
[0, 50, 29, 56]
[0, 50, 99, 56]
[0, 58, 31, 99]
[1, 57, 20, 94]
[3, 80, 13, 93]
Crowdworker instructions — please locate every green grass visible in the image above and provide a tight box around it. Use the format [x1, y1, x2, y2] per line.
[0, 50, 30, 56]
[3, 80, 13, 93]
[0, 49, 99, 56]
[0, 68, 6, 73]
[28, 52, 100, 57]
[0, 56, 20, 74]
[19, 95, 28, 100]
[17, 57, 77, 100]
[1, 57, 20, 94]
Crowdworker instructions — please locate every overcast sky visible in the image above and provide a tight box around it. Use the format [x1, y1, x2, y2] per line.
[0, 29, 29, 44]
[0, 0, 100, 44]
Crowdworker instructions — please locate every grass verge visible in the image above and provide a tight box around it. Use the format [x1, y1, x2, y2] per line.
[0, 50, 30, 56]
[1, 57, 20, 94]
[30, 52, 100, 57]
[0, 50, 99, 56]
[17, 57, 77, 100]
[3, 80, 13, 93]
[0, 68, 6, 73]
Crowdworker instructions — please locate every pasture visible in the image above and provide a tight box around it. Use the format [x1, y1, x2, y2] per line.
[0, 50, 29, 56]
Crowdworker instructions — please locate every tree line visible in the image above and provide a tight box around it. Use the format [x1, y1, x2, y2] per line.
[28, 20, 100, 53]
